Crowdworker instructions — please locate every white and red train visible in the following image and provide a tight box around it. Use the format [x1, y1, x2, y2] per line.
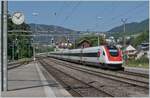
[49, 45, 124, 70]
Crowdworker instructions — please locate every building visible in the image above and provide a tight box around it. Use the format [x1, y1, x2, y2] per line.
[58, 42, 72, 49]
[136, 42, 149, 59]
[125, 45, 137, 58]
[77, 40, 91, 48]
[140, 42, 149, 53]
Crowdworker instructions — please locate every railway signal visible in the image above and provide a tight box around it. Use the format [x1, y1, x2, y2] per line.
[67, 38, 70, 43]
[51, 37, 54, 47]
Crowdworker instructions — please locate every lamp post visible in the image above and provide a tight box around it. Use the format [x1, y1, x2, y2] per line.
[15, 38, 19, 60]
[31, 38, 35, 61]
[96, 16, 102, 46]
[121, 18, 127, 48]
[121, 18, 128, 66]
[32, 12, 39, 34]
[12, 41, 15, 61]
[32, 12, 39, 61]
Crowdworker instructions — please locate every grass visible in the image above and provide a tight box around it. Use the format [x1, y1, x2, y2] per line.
[9, 58, 32, 64]
[124, 56, 149, 68]
[126, 62, 149, 68]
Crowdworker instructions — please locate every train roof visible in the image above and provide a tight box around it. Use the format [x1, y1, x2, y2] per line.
[50, 45, 121, 53]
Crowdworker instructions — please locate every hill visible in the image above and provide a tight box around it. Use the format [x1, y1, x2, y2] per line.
[29, 23, 80, 43]
[107, 19, 149, 37]
[29, 23, 77, 34]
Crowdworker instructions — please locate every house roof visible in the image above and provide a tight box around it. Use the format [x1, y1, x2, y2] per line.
[77, 39, 91, 46]
[126, 45, 136, 51]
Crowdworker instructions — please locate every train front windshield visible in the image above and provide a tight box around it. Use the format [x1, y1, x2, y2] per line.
[107, 46, 119, 56]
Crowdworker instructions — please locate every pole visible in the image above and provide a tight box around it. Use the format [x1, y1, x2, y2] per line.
[28, 44, 30, 58]
[0, 5, 3, 91]
[47, 43, 48, 56]
[21, 40, 23, 58]
[74, 39, 76, 49]
[32, 12, 38, 61]
[121, 18, 127, 66]
[20, 44, 21, 59]
[74, 37, 75, 49]
[123, 23, 126, 47]
[31, 38, 35, 60]
[67, 37, 69, 49]
[12, 41, 14, 61]
[96, 16, 102, 46]
[2, 0, 8, 91]
[34, 22, 36, 61]
[98, 36, 100, 46]
[121, 18, 127, 48]
[33, 43, 35, 61]
[15, 38, 18, 60]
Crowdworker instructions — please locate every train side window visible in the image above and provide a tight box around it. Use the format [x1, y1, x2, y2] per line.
[103, 51, 105, 56]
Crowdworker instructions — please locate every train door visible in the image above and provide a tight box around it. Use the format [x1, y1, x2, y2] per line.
[98, 48, 105, 64]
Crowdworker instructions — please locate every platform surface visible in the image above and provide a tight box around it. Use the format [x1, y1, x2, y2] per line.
[125, 66, 149, 75]
[1, 61, 71, 97]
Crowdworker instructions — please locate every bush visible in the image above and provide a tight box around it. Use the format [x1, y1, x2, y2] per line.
[127, 56, 149, 68]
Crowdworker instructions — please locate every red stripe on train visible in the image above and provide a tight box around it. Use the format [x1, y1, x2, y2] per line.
[104, 46, 122, 61]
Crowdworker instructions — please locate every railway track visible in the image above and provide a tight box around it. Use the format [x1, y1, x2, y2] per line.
[48, 57, 149, 89]
[39, 59, 114, 97]
[117, 70, 149, 78]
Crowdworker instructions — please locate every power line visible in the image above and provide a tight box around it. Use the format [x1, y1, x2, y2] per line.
[107, 2, 146, 23]
[60, 1, 81, 26]
[104, 2, 147, 31]
[54, 2, 71, 24]
[94, 2, 116, 31]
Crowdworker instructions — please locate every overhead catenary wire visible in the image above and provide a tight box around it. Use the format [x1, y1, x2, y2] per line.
[93, 2, 116, 31]
[60, 1, 81, 26]
[105, 2, 146, 24]
[104, 2, 148, 31]
[54, 2, 71, 25]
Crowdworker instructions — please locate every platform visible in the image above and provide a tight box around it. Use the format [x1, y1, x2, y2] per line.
[1, 61, 71, 97]
[125, 66, 149, 75]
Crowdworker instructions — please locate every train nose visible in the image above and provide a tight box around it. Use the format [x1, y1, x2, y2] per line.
[104, 46, 123, 62]
[112, 57, 118, 60]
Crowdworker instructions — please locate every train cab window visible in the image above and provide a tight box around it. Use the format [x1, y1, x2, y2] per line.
[103, 51, 105, 56]
[106, 45, 119, 56]
[109, 50, 118, 56]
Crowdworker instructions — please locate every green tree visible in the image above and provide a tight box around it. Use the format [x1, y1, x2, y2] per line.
[8, 14, 33, 60]
[76, 34, 105, 47]
[131, 31, 149, 47]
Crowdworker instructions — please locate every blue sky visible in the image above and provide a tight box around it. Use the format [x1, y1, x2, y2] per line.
[8, 1, 149, 32]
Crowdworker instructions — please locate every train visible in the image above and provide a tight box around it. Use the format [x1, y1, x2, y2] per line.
[49, 45, 124, 70]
